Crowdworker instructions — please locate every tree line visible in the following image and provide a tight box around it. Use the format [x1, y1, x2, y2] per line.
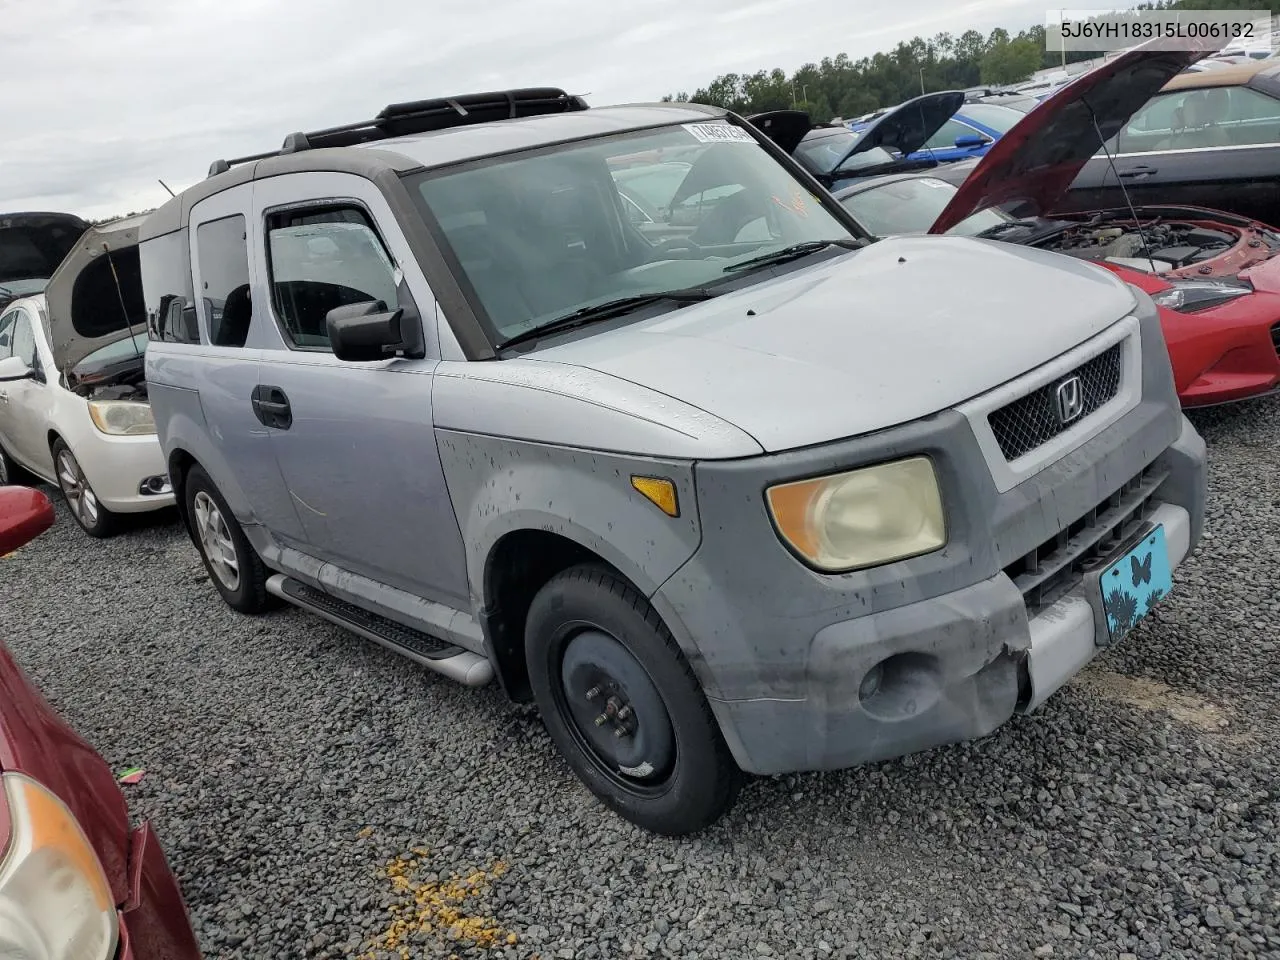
[85, 1, 1276, 221]
[661, 0, 1279, 122]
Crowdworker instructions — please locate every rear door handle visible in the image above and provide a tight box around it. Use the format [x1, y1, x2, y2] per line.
[251, 385, 292, 430]
[1118, 165, 1157, 178]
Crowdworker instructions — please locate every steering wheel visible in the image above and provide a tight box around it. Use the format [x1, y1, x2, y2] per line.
[652, 237, 705, 259]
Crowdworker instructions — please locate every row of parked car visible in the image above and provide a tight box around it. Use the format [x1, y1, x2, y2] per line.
[752, 55, 1280, 409]
[0, 37, 1271, 957]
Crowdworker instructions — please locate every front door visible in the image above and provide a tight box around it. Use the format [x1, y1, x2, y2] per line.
[1064, 84, 1280, 225]
[248, 171, 469, 609]
[0, 307, 56, 477]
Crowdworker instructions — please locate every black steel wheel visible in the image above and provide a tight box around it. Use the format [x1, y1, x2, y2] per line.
[525, 563, 741, 835]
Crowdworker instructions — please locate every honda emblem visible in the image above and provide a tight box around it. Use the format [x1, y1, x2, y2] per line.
[1055, 376, 1084, 424]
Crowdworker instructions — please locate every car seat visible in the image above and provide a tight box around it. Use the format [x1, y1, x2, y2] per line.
[1157, 90, 1230, 149]
[214, 284, 252, 347]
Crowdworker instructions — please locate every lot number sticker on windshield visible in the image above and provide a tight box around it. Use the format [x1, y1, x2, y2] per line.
[683, 123, 757, 144]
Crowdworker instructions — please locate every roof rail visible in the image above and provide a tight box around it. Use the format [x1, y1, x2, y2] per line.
[206, 87, 588, 179]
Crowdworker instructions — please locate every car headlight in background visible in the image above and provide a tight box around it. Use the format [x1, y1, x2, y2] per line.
[766, 456, 946, 572]
[87, 400, 156, 436]
[1150, 278, 1252, 313]
[0, 772, 119, 960]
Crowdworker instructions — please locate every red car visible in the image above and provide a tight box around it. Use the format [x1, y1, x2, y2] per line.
[823, 46, 1280, 408]
[0, 486, 202, 959]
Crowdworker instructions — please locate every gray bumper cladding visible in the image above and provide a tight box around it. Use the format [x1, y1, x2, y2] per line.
[656, 388, 1206, 776]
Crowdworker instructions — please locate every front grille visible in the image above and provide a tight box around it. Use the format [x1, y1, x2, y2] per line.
[988, 343, 1123, 461]
[1270, 321, 1280, 360]
[1004, 464, 1167, 613]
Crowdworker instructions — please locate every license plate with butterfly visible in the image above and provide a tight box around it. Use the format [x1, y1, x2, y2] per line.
[1098, 524, 1173, 645]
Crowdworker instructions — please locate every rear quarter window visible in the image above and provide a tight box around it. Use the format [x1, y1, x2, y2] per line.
[141, 229, 199, 344]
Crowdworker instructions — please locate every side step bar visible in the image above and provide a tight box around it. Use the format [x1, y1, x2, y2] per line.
[266, 575, 494, 687]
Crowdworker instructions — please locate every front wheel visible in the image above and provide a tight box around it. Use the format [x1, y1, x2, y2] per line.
[52, 439, 119, 538]
[525, 563, 742, 835]
[185, 464, 270, 613]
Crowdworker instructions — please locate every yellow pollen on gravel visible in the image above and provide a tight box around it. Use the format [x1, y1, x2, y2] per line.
[359, 852, 516, 958]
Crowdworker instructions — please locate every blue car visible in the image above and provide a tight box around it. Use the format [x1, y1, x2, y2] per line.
[849, 101, 1028, 164]
[749, 92, 969, 192]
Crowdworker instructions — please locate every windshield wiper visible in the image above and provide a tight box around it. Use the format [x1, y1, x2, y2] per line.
[499, 288, 719, 351]
[975, 220, 1040, 239]
[723, 238, 863, 274]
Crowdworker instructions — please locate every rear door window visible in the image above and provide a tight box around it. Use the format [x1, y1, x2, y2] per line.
[195, 215, 252, 348]
[264, 207, 399, 351]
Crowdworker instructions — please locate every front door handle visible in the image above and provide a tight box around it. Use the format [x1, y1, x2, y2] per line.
[1118, 165, 1157, 179]
[251, 385, 292, 430]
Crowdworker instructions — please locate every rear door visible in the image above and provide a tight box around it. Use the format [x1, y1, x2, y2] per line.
[186, 184, 306, 543]
[249, 171, 469, 609]
[1063, 85, 1280, 224]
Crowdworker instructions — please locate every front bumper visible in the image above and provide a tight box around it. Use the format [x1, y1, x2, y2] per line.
[72, 433, 175, 514]
[1164, 303, 1280, 407]
[655, 405, 1207, 777]
[116, 822, 202, 959]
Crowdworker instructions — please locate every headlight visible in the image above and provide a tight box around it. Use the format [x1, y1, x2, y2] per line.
[87, 400, 155, 436]
[1150, 278, 1252, 313]
[766, 456, 946, 572]
[0, 773, 119, 960]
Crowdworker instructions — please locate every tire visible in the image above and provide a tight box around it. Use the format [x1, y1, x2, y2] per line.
[525, 562, 742, 835]
[51, 438, 120, 538]
[0, 440, 36, 487]
[184, 464, 270, 614]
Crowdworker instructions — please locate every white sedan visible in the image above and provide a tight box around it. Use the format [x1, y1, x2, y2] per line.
[0, 216, 173, 537]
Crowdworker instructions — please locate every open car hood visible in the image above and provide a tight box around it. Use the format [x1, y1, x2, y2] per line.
[929, 43, 1215, 234]
[843, 91, 965, 166]
[744, 110, 814, 155]
[43, 214, 148, 375]
[0, 212, 89, 303]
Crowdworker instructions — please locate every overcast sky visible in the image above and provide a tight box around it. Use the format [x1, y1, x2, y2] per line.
[3, 0, 1051, 219]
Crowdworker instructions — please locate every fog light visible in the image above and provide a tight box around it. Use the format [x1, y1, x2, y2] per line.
[138, 476, 172, 496]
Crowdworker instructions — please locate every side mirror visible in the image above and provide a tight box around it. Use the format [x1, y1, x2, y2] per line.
[0, 487, 56, 555]
[954, 133, 987, 149]
[326, 300, 425, 363]
[0, 356, 35, 383]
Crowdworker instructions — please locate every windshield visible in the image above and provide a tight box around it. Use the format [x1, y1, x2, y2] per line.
[839, 177, 1009, 237]
[794, 129, 862, 174]
[957, 103, 1026, 134]
[77, 331, 147, 368]
[411, 121, 855, 345]
[0, 278, 49, 297]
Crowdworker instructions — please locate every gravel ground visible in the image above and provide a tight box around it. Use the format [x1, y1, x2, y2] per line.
[2, 396, 1278, 960]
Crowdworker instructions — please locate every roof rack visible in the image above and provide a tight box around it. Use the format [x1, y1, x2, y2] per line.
[207, 87, 589, 178]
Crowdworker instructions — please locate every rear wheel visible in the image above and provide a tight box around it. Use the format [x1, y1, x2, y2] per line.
[525, 563, 741, 835]
[52, 439, 119, 538]
[0, 442, 36, 487]
[185, 464, 270, 613]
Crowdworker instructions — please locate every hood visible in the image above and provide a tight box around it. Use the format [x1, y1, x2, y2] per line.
[528, 235, 1136, 452]
[0, 212, 89, 304]
[930, 43, 1215, 234]
[43, 214, 148, 374]
[745, 110, 812, 154]
[749, 93, 963, 181]
[842, 91, 965, 164]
